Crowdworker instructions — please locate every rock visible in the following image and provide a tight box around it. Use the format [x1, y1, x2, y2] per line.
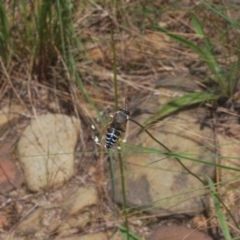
[0, 105, 27, 160]
[15, 208, 43, 235]
[0, 140, 16, 161]
[57, 232, 108, 240]
[0, 159, 22, 192]
[111, 109, 215, 216]
[0, 105, 26, 126]
[40, 208, 62, 235]
[216, 133, 240, 236]
[63, 186, 98, 215]
[17, 114, 80, 192]
[147, 226, 213, 240]
[217, 134, 240, 183]
[191, 214, 209, 233]
[110, 230, 125, 240]
[0, 214, 9, 229]
[56, 212, 91, 236]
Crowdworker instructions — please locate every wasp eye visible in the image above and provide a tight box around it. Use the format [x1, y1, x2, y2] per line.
[119, 109, 130, 115]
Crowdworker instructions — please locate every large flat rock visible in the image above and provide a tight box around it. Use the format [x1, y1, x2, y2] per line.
[111, 110, 215, 216]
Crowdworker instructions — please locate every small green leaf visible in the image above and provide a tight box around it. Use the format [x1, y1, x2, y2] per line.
[191, 13, 205, 38]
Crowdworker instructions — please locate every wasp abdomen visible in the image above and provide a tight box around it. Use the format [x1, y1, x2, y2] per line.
[104, 108, 129, 149]
[105, 128, 121, 149]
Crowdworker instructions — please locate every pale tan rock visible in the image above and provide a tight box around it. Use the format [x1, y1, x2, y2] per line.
[17, 114, 80, 192]
[57, 212, 90, 235]
[14, 208, 43, 235]
[63, 186, 98, 215]
[216, 133, 240, 233]
[110, 230, 125, 240]
[191, 214, 209, 233]
[0, 105, 26, 126]
[147, 226, 212, 240]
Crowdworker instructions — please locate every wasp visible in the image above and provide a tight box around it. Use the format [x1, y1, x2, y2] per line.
[105, 108, 130, 149]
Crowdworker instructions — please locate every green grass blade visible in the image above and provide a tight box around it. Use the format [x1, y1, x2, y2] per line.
[0, 1, 10, 61]
[119, 225, 142, 240]
[156, 22, 227, 95]
[191, 13, 205, 38]
[144, 92, 218, 126]
[207, 176, 232, 240]
[191, 14, 217, 72]
[53, 0, 103, 124]
[228, 61, 239, 96]
[156, 25, 206, 58]
[191, 13, 226, 92]
[126, 143, 240, 173]
[199, 0, 240, 30]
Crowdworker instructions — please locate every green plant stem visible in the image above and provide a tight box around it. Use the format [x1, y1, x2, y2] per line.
[117, 148, 129, 239]
[109, 151, 117, 215]
[0, 1, 10, 62]
[110, 18, 129, 240]
[110, 23, 119, 111]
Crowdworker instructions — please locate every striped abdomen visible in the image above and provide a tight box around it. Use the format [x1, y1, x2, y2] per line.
[105, 128, 121, 149]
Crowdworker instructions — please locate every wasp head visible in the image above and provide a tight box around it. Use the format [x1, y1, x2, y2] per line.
[118, 108, 130, 120]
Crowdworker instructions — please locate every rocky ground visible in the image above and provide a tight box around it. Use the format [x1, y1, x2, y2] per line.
[1, 1, 240, 239]
[1, 76, 240, 239]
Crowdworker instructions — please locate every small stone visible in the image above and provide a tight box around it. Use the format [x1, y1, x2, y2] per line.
[57, 213, 90, 236]
[0, 105, 26, 126]
[63, 186, 98, 215]
[191, 214, 208, 233]
[15, 208, 43, 236]
[147, 226, 213, 240]
[0, 160, 22, 192]
[0, 214, 9, 229]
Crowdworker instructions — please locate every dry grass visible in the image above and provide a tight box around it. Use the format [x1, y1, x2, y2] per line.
[1, 0, 240, 239]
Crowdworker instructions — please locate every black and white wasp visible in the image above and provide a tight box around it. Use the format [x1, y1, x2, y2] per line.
[105, 108, 130, 149]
